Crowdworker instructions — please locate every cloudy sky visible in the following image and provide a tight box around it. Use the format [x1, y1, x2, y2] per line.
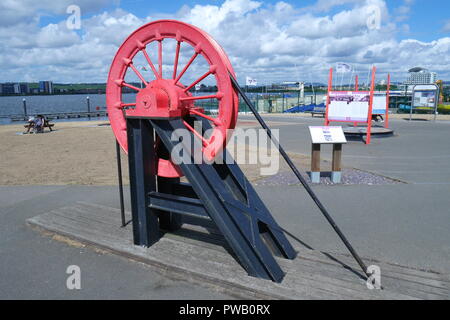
[0, 0, 449, 85]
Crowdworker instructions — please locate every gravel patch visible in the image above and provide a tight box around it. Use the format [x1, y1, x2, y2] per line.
[255, 168, 404, 186]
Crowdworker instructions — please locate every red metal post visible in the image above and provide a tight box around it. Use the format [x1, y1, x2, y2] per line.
[366, 66, 376, 145]
[355, 75, 359, 91]
[385, 74, 391, 129]
[325, 68, 333, 125]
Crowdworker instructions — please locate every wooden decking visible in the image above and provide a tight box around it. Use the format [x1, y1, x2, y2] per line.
[27, 202, 450, 300]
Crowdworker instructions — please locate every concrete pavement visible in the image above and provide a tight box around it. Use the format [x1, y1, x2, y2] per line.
[243, 114, 450, 184]
[0, 185, 233, 299]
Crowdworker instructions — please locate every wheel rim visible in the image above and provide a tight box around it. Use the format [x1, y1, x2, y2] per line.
[106, 20, 238, 178]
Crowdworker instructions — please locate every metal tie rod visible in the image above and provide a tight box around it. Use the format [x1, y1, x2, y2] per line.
[116, 140, 126, 227]
[229, 73, 370, 279]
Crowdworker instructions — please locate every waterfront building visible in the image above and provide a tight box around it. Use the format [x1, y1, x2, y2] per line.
[19, 83, 29, 94]
[405, 67, 437, 85]
[39, 81, 53, 94]
[0, 83, 21, 94]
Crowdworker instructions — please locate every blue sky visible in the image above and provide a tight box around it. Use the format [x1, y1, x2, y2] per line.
[401, 1, 450, 41]
[37, 0, 450, 42]
[1, 0, 450, 83]
[40, 0, 450, 41]
[122, 0, 450, 41]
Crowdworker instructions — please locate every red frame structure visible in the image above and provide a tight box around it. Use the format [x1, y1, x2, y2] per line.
[324, 66, 390, 145]
[385, 74, 391, 128]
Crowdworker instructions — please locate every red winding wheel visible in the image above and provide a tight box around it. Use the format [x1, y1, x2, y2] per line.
[106, 20, 239, 178]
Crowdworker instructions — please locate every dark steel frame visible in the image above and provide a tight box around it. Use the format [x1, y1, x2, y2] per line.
[125, 115, 296, 282]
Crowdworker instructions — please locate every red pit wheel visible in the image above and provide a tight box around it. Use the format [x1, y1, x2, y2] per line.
[106, 20, 239, 177]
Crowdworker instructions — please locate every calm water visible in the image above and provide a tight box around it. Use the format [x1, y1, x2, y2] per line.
[0, 93, 137, 124]
[0, 91, 311, 124]
[0, 93, 141, 116]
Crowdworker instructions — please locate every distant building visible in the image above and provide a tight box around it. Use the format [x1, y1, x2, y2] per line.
[19, 83, 29, 94]
[39, 81, 53, 94]
[0, 83, 21, 94]
[405, 67, 437, 85]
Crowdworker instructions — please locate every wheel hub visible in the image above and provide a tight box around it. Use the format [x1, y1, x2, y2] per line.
[127, 79, 192, 119]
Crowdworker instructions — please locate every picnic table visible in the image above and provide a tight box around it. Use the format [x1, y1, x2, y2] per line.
[24, 118, 55, 133]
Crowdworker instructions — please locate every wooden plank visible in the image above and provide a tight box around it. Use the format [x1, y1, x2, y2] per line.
[292, 252, 450, 299]
[165, 225, 442, 298]
[332, 143, 342, 171]
[282, 257, 448, 300]
[311, 143, 321, 172]
[297, 249, 450, 285]
[27, 202, 450, 300]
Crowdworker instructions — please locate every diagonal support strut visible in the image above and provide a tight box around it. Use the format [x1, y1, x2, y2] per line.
[150, 117, 297, 282]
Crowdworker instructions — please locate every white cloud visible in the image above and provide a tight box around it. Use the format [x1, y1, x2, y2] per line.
[36, 23, 81, 48]
[187, 0, 261, 30]
[443, 20, 450, 33]
[0, 0, 449, 84]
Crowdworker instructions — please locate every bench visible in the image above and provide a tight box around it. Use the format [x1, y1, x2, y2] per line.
[24, 119, 55, 133]
[311, 106, 326, 117]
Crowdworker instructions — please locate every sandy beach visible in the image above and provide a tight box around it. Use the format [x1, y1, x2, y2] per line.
[0, 120, 123, 185]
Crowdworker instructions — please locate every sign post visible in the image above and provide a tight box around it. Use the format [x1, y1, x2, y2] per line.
[411, 84, 439, 121]
[366, 67, 376, 144]
[309, 126, 347, 183]
[385, 74, 391, 128]
[22, 98, 27, 119]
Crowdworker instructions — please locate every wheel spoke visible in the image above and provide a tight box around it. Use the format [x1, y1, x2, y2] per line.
[115, 79, 141, 92]
[180, 92, 223, 101]
[174, 52, 199, 84]
[129, 63, 148, 86]
[158, 40, 163, 78]
[189, 108, 222, 126]
[183, 120, 208, 147]
[123, 82, 141, 91]
[184, 69, 213, 92]
[173, 41, 181, 80]
[140, 48, 160, 79]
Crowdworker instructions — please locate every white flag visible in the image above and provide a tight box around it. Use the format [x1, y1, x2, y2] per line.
[246, 76, 257, 86]
[336, 63, 352, 73]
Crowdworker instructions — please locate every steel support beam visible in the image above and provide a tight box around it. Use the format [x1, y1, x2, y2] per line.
[126, 118, 160, 246]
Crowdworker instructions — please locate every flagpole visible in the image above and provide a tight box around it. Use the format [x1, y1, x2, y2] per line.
[349, 68, 354, 91]
[366, 65, 372, 90]
[309, 72, 315, 104]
